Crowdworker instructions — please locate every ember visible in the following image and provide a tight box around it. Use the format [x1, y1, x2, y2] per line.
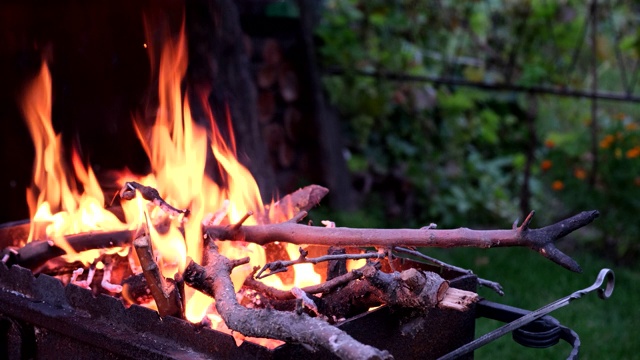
[0, 7, 605, 360]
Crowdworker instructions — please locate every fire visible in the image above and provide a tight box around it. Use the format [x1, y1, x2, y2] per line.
[21, 63, 128, 265]
[20, 18, 322, 345]
[128, 22, 321, 323]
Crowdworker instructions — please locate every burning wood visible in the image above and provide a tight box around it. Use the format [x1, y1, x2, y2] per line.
[133, 234, 183, 318]
[183, 240, 393, 360]
[204, 209, 597, 273]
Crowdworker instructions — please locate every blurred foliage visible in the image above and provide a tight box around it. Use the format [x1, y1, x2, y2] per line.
[542, 113, 640, 263]
[315, 0, 640, 263]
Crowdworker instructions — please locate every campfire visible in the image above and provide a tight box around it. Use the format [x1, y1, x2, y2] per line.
[0, 12, 602, 360]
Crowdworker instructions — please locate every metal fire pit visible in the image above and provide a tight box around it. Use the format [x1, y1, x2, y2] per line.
[0, 221, 581, 359]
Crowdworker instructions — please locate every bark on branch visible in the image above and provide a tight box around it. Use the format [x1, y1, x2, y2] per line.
[206, 210, 599, 272]
[6, 210, 598, 273]
[183, 243, 392, 360]
[244, 263, 478, 320]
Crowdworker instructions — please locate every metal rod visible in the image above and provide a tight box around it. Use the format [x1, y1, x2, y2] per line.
[437, 268, 615, 360]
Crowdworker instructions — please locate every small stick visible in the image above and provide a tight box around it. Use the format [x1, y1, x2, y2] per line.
[244, 266, 365, 301]
[133, 234, 182, 317]
[101, 262, 122, 293]
[393, 246, 504, 296]
[120, 181, 190, 217]
[255, 248, 386, 279]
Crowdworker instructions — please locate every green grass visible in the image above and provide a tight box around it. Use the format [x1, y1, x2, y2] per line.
[424, 247, 639, 359]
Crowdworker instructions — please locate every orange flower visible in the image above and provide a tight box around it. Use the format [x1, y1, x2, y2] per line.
[541, 159, 552, 171]
[615, 112, 626, 120]
[544, 139, 555, 148]
[626, 146, 640, 159]
[599, 134, 615, 149]
[635, 177, 640, 187]
[552, 180, 564, 191]
[625, 123, 638, 131]
[574, 168, 586, 180]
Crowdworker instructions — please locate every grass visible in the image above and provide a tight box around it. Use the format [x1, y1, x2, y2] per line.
[424, 246, 639, 359]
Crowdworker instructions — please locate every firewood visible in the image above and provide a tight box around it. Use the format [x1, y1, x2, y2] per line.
[278, 62, 299, 103]
[262, 123, 284, 152]
[183, 241, 392, 360]
[120, 181, 189, 217]
[6, 209, 598, 276]
[262, 38, 282, 65]
[133, 234, 183, 318]
[257, 64, 278, 89]
[205, 210, 599, 273]
[2, 229, 133, 270]
[284, 106, 303, 142]
[278, 141, 296, 168]
[326, 246, 348, 281]
[269, 184, 329, 216]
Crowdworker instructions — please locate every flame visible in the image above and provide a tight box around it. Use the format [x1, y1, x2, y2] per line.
[21, 63, 128, 264]
[21, 18, 322, 347]
[127, 23, 321, 324]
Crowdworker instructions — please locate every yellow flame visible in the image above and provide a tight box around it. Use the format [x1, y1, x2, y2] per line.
[23, 19, 323, 344]
[21, 63, 127, 264]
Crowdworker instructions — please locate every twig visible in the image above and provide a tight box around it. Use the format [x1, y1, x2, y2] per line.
[120, 181, 190, 217]
[255, 248, 386, 279]
[3, 229, 133, 270]
[393, 246, 504, 296]
[244, 266, 366, 301]
[101, 261, 122, 293]
[291, 287, 320, 315]
[70, 265, 96, 290]
[183, 242, 392, 360]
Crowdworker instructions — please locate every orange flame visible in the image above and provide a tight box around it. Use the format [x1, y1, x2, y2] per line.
[21, 63, 128, 264]
[21, 19, 322, 347]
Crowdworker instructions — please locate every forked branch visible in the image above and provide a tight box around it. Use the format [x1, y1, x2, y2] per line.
[206, 210, 598, 273]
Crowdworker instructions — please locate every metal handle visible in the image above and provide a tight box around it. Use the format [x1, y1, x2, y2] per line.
[438, 268, 615, 360]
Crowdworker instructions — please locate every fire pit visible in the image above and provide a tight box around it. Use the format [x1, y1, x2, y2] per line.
[0, 218, 479, 359]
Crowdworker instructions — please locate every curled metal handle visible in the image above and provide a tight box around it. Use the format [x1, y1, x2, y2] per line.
[438, 268, 615, 360]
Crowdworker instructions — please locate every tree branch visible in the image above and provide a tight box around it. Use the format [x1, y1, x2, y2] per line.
[7, 211, 598, 273]
[207, 210, 599, 272]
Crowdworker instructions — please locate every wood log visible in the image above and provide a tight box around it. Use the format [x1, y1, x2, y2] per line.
[283, 106, 303, 142]
[278, 62, 299, 103]
[257, 64, 278, 89]
[262, 38, 282, 65]
[257, 90, 276, 124]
